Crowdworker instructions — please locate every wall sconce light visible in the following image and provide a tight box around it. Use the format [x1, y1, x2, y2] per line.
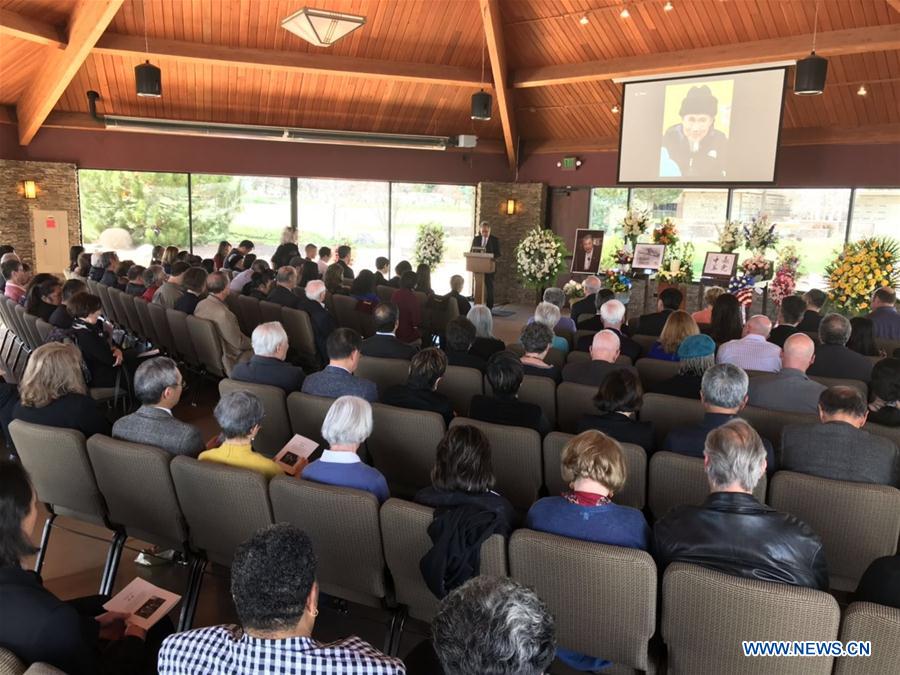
[506, 198, 517, 216]
[21, 180, 37, 199]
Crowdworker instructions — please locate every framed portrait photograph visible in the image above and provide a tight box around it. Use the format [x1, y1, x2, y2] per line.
[570, 229, 605, 275]
[632, 243, 666, 271]
[702, 251, 739, 279]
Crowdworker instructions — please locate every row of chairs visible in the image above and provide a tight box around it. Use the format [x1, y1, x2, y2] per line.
[9, 414, 898, 673]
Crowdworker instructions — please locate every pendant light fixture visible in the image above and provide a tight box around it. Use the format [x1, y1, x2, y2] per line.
[471, 19, 492, 121]
[281, 8, 366, 47]
[135, 1, 161, 97]
[794, 1, 827, 96]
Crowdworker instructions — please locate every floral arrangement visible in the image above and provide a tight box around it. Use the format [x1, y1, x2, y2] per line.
[413, 223, 445, 271]
[621, 209, 650, 250]
[563, 279, 584, 299]
[652, 218, 678, 247]
[613, 247, 634, 269]
[728, 273, 757, 307]
[657, 242, 695, 284]
[602, 270, 633, 294]
[743, 215, 779, 254]
[714, 220, 741, 253]
[740, 253, 772, 280]
[825, 237, 900, 315]
[769, 245, 803, 306]
[515, 228, 568, 289]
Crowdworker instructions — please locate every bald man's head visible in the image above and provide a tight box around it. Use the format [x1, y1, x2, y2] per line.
[744, 315, 772, 338]
[782, 333, 815, 372]
[590, 329, 621, 363]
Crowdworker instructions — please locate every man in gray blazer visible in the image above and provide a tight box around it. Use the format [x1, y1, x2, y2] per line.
[781, 386, 899, 487]
[748, 333, 826, 415]
[112, 357, 204, 457]
[301, 328, 378, 403]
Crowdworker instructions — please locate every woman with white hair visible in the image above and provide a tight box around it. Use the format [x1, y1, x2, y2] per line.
[540, 287, 576, 333]
[532, 301, 569, 354]
[467, 304, 504, 362]
[302, 395, 389, 503]
[271, 227, 300, 269]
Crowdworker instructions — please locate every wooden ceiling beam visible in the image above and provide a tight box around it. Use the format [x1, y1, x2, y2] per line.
[512, 24, 900, 89]
[93, 33, 491, 89]
[0, 8, 64, 47]
[480, 0, 518, 170]
[887, 1, 900, 15]
[16, 0, 123, 145]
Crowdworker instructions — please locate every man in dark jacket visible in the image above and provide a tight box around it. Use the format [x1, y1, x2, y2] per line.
[297, 280, 338, 365]
[571, 276, 602, 325]
[471, 222, 500, 309]
[635, 287, 682, 337]
[768, 294, 806, 348]
[361, 303, 417, 360]
[796, 289, 826, 332]
[808, 313, 874, 382]
[231, 322, 305, 393]
[266, 266, 302, 309]
[654, 419, 828, 590]
[336, 245, 355, 280]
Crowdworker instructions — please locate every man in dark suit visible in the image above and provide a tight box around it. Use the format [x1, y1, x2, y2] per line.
[636, 286, 683, 336]
[471, 221, 500, 309]
[297, 279, 338, 365]
[575, 297, 640, 363]
[781, 386, 899, 487]
[446, 274, 471, 317]
[796, 288, 826, 332]
[231, 322, 306, 393]
[267, 266, 302, 309]
[336, 245, 355, 280]
[868, 287, 900, 340]
[576, 289, 614, 333]
[443, 317, 487, 371]
[572, 231, 602, 274]
[562, 331, 633, 387]
[301, 328, 378, 402]
[571, 276, 602, 325]
[808, 313, 874, 382]
[361, 303, 417, 360]
[768, 294, 805, 348]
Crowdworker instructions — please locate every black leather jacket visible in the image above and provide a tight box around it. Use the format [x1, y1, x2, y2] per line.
[654, 492, 829, 590]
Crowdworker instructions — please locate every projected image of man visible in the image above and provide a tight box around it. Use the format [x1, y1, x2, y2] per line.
[573, 232, 601, 274]
[661, 85, 728, 179]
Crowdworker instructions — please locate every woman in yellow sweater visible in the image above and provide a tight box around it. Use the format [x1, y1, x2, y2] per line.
[199, 391, 282, 479]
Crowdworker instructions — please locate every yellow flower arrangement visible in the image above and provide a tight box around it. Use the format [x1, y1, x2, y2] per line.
[825, 238, 899, 316]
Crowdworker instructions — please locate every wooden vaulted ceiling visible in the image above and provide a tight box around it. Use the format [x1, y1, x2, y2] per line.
[1, 0, 899, 169]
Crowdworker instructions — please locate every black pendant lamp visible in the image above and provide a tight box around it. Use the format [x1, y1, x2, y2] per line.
[471, 90, 492, 121]
[794, 0, 827, 96]
[135, 60, 162, 98]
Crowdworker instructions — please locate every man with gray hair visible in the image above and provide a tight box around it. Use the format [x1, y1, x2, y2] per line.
[538, 287, 576, 333]
[98, 251, 121, 289]
[571, 275, 603, 325]
[575, 298, 640, 362]
[716, 314, 782, 373]
[231, 322, 305, 393]
[195, 271, 252, 375]
[112, 357, 203, 457]
[654, 418, 828, 590]
[298, 278, 338, 364]
[664, 363, 775, 471]
[807, 312, 874, 381]
[562, 329, 634, 387]
[266, 266, 302, 309]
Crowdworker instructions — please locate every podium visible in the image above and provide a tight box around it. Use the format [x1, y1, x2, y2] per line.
[465, 251, 496, 306]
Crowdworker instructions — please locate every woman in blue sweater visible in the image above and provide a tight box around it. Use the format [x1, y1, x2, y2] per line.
[526, 430, 650, 671]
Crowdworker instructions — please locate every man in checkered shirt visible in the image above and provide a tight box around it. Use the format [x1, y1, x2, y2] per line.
[158, 523, 405, 674]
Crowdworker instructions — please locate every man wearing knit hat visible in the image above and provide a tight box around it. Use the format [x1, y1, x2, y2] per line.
[661, 84, 729, 178]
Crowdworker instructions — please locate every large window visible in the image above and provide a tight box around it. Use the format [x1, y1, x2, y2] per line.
[850, 189, 900, 239]
[78, 170, 189, 263]
[588, 188, 630, 267]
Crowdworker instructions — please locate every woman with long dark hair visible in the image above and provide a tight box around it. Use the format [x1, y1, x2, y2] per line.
[415, 263, 433, 295]
[25, 276, 61, 322]
[709, 293, 743, 345]
[350, 269, 379, 304]
[213, 241, 231, 271]
[67, 245, 84, 273]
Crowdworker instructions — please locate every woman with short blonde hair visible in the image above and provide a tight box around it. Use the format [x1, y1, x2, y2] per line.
[648, 310, 700, 361]
[692, 285, 725, 325]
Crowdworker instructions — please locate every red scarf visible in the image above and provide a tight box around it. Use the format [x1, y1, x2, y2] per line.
[564, 491, 612, 507]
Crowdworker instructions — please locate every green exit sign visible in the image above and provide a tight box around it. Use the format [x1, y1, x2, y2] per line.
[558, 156, 582, 171]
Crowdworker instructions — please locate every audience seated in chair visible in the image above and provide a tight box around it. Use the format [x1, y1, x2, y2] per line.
[847, 317, 884, 357]
[382, 348, 454, 426]
[152, 261, 190, 310]
[855, 555, 900, 611]
[691, 285, 724, 325]
[518, 323, 561, 383]
[636, 286, 683, 337]
[360, 303, 417, 360]
[446, 274, 471, 318]
[194, 271, 251, 376]
[649, 334, 717, 400]
[665, 363, 776, 471]
[112, 357, 203, 457]
[373, 256, 391, 288]
[466, 305, 505, 362]
[647, 310, 700, 362]
[172, 267, 207, 315]
[768, 295, 806, 348]
[808, 313, 875, 382]
[124, 264, 146, 297]
[0, 460, 171, 675]
[867, 286, 900, 340]
[575, 288, 614, 333]
[48, 278, 85, 329]
[298, 279, 338, 366]
[2, 258, 29, 304]
[563, 330, 628, 387]
[708, 292, 744, 345]
[241, 269, 275, 301]
[302, 395, 389, 503]
[390, 270, 422, 344]
[530, 301, 570, 354]
[199, 391, 283, 479]
[231, 322, 305, 394]
[748, 333, 826, 415]
[469, 351, 551, 437]
[301, 328, 378, 402]
[265, 266, 302, 309]
[797, 289, 827, 333]
[140, 265, 165, 303]
[867, 358, 900, 427]
[533, 287, 576, 334]
[69, 292, 126, 389]
[716, 314, 782, 373]
[229, 257, 266, 294]
[578, 368, 654, 453]
[25, 276, 61, 323]
[575, 298, 640, 362]
[781, 386, 899, 487]
[443, 317, 486, 371]
[98, 251, 123, 290]
[386, 260, 411, 289]
[159, 524, 402, 675]
[654, 419, 828, 590]
[350, 269, 380, 305]
[571, 275, 602, 325]
[11, 342, 110, 437]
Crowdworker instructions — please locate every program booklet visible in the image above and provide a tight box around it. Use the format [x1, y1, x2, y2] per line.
[102, 578, 181, 630]
[274, 434, 319, 476]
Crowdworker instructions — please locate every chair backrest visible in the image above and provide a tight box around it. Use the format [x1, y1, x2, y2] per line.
[808, 375, 867, 398]
[648, 451, 768, 521]
[369, 403, 446, 499]
[555, 381, 599, 434]
[107, 288, 129, 330]
[566, 350, 590, 365]
[147, 301, 176, 355]
[512, 374, 557, 428]
[20, 311, 42, 350]
[437, 365, 483, 416]
[269, 478, 387, 607]
[258, 300, 283, 325]
[768, 471, 900, 592]
[636, 358, 681, 391]
[554, 325, 574, 348]
[641, 393, 705, 449]
[834, 602, 900, 675]
[236, 294, 262, 335]
[8, 420, 108, 526]
[380, 498, 507, 622]
[330, 294, 361, 332]
[863, 419, 900, 447]
[450, 417, 542, 511]
[356, 355, 409, 398]
[739, 405, 817, 451]
[34, 318, 52, 344]
[95, 283, 116, 324]
[0, 646, 25, 675]
[219, 379, 290, 457]
[86, 435, 188, 551]
[224, 291, 241, 317]
[286, 391, 333, 446]
[875, 337, 900, 357]
[281, 307, 318, 370]
[132, 297, 159, 346]
[544, 347, 565, 370]
[510, 529, 657, 672]
[186, 314, 225, 377]
[170, 456, 273, 566]
[631, 334, 657, 356]
[166, 309, 200, 367]
[13, 305, 37, 349]
[662, 562, 840, 675]
[542, 432, 646, 510]
[376, 285, 394, 305]
[122, 294, 144, 337]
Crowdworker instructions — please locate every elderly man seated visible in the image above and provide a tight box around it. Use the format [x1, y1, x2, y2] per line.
[808, 313, 875, 382]
[231, 322, 305, 393]
[571, 275, 602, 325]
[748, 333, 826, 415]
[194, 271, 252, 375]
[575, 298, 640, 362]
[298, 279, 338, 365]
[563, 330, 632, 387]
[716, 314, 782, 373]
[654, 419, 828, 590]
